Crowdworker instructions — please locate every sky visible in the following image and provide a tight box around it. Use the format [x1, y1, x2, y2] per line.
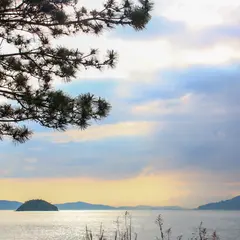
[1, 0, 240, 208]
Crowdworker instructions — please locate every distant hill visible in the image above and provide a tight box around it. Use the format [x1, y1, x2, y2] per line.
[0, 200, 22, 210]
[56, 201, 115, 210]
[16, 199, 58, 211]
[117, 205, 183, 210]
[56, 202, 183, 210]
[197, 196, 240, 210]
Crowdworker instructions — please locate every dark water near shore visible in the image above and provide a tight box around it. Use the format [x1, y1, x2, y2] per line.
[0, 210, 239, 240]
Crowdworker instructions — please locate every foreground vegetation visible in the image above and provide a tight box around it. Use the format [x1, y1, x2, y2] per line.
[82, 212, 220, 240]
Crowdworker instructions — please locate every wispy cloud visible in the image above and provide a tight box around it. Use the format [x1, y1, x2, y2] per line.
[131, 93, 193, 116]
[36, 121, 159, 143]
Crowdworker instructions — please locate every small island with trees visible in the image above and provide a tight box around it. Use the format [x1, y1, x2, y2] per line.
[16, 199, 58, 212]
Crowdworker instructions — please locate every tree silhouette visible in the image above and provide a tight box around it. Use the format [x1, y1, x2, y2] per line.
[0, 0, 153, 143]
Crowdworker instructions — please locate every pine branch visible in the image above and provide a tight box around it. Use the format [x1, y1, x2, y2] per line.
[0, 0, 153, 143]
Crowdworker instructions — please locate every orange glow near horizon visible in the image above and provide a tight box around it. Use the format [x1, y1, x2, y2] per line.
[0, 173, 189, 207]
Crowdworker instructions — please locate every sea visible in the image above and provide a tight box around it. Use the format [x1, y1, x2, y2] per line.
[0, 210, 239, 240]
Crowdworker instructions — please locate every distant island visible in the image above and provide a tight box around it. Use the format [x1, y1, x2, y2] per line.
[16, 199, 58, 211]
[197, 196, 240, 210]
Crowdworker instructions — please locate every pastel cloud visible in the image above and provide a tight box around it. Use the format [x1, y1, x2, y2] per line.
[36, 121, 159, 143]
[51, 17, 240, 85]
[54, 35, 240, 82]
[131, 93, 193, 116]
[155, 0, 240, 28]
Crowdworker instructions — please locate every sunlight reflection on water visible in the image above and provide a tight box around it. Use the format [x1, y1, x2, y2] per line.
[0, 210, 240, 240]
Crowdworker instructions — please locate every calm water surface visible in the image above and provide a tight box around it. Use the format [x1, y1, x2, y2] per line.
[0, 210, 239, 240]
